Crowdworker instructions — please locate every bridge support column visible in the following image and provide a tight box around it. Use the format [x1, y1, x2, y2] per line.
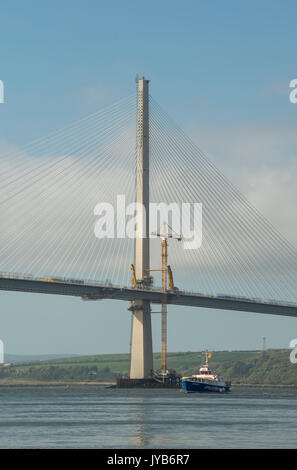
[130, 299, 153, 378]
[130, 77, 153, 379]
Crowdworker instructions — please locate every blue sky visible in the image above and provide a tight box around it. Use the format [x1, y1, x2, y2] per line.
[0, 1, 297, 356]
[1, 0, 297, 139]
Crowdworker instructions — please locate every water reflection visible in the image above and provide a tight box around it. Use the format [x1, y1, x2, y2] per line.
[1, 386, 297, 448]
[131, 397, 151, 447]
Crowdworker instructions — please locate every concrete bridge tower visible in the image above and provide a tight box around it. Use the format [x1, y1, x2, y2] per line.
[129, 77, 153, 379]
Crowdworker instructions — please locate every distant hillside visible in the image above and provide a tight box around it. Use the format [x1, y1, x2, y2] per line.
[4, 353, 78, 363]
[212, 349, 297, 385]
[0, 349, 296, 385]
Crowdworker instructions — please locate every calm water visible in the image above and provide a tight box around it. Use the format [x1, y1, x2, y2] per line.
[0, 385, 297, 448]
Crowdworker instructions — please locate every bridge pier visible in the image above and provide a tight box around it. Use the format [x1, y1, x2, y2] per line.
[129, 77, 153, 379]
[130, 299, 153, 378]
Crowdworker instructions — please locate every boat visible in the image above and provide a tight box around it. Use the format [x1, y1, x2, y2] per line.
[181, 351, 231, 393]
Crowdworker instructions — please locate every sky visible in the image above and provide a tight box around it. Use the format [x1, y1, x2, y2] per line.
[0, 0, 297, 356]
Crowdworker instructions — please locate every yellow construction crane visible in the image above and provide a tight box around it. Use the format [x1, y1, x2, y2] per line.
[151, 225, 181, 375]
[130, 224, 181, 377]
[167, 265, 179, 291]
[130, 264, 137, 287]
[132, 263, 177, 291]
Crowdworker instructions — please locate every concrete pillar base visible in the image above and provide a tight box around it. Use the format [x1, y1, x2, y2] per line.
[130, 299, 153, 379]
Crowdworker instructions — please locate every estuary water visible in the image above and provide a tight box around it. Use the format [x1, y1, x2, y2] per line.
[0, 385, 297, 448]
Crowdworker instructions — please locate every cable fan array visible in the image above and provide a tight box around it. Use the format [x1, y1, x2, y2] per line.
[0, 91, 296, 304]
[0, 94, 137, 285]
[149, 96, 297, 303]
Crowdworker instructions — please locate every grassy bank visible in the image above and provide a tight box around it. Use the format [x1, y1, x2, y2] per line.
[0, 349, 296, 385]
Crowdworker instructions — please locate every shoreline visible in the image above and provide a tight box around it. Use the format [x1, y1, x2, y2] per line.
[0, 381, 116, 387]
[0, 380, 297, 388]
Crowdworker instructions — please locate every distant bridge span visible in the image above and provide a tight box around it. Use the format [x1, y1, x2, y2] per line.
[0, 275, 297, 318]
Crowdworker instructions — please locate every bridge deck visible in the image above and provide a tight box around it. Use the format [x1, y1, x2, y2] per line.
[0, 275, 296, 318]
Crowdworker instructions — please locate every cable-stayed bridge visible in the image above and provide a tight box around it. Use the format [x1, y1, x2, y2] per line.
[0, 77, 296, 379]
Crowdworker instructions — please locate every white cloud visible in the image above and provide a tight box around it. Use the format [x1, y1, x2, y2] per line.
[186, 122, 297, 246]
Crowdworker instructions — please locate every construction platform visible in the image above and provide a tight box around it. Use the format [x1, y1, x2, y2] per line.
[116, 370, 181, 388]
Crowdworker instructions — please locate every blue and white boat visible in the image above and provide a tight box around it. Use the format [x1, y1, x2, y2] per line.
[181, 351, 231, 393]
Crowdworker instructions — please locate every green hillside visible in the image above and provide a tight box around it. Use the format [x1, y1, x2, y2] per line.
[0, 349, 296, 385]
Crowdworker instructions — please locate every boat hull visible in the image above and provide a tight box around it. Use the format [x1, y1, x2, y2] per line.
[182, 379, 230, 393]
